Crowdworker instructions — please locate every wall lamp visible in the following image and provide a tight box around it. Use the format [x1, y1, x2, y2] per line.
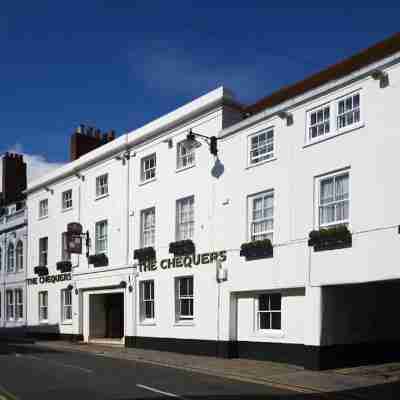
[44, 187, 54, 195]
[277, 111, 294, 126]
[371, 69, 389, 88]
[184, 129, 219, 156]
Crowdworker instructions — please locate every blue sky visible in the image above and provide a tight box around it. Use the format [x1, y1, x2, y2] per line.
[0, 1, 399, 175]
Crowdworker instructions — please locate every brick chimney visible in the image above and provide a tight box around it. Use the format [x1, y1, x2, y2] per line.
[1, 153, 27, 206]
[70, 125, 116, 161]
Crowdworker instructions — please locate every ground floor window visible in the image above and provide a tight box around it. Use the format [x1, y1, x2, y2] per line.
[5, 289, 23, 321]
[39, 291, 48, 322]
[257, 293, 281, 331]
[61, 289, 72, 322]
[139, 280, 155, 322]
[175, 276, 194, 321]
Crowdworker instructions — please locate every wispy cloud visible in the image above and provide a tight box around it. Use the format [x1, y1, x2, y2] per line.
[0, 143, 64, 191]
[128, 40, 278, 102]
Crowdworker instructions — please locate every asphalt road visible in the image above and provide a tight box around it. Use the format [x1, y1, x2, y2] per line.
[2, 342, 400, 400]
[0, 342, 306, 400]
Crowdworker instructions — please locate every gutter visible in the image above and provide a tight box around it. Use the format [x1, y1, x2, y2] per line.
[219, 51, 400, 140]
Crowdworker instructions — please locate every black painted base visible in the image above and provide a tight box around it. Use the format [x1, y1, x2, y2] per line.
[125, 336, 400, 370]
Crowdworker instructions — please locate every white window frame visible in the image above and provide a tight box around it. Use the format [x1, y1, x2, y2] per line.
[337, 92, 361, 132]
[139, 280, 155, 323]
[175, 276, 194, 321]
[248, 190, 274, 243]
[177, 140, 195, 170]
[7, 242, 15, 273]
[316, 170, 350, 229]
[96, 174, 109, 198]
[307, 104, 331, 142]
[140, 208, 155, 248]
[16, 241, 23, 271]
[248, 129, 274, 166]
[62, 189, 73, 210]
[141, 153, 156, 182]
[95, 220, 108, 255]
[256, 293, 282, 332]
[39, 291, 48, 323]
[39, 199, 48, 219]
[6, 290, 14, 321]
[15, 288, 23, 320]
[39, 237, 48, 266]
[0, 247, 2, 272]
[306, 90, 362, 145]
[61, 289, 72, 323]
[176, 196, 194, 241]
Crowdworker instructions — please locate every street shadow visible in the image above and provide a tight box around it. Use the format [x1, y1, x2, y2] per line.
[112, 379, 400, 399]
[0, 342, 67, 355]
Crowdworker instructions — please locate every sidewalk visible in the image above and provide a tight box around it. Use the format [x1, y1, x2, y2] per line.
[31, 340, 399, 396]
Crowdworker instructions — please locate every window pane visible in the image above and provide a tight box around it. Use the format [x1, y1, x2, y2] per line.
[270, 294, 281, 310]
[259, 295, 268, 311]
[271, 312, 281, 329]
[259, 312, 270, 330]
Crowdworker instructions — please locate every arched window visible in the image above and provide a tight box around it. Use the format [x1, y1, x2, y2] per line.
[7, 243, 15, 273]
[16, 241, 23, 271]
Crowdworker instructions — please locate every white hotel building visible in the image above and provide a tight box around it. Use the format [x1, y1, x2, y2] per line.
[25, 33, 400, 369]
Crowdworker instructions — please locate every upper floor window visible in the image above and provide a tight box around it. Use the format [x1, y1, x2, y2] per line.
[177, 141, 195, 170]
[249, 129, 274, 165]
[96, 174, 108, 198]
[248, 190, 274, 242]
[7, 243, 15, 273]
[141, 208, 155, 248]
[139, 280, 155, 322]
[39, 199, 48, 219]
[16, 241, 23, 271]
[176, 196, 194, 241]
[309, 105, 330, 140]
[141, 154, 156, 182]
[307, 92, 361, 144]
[318, 171, 349, 228]
[257, 293, 281, 331]
[95, 220, 108, 255]
[39, 237, 48, 266]
[175, 276, 194, 321]
[337, 93, 360, 130]
[62, 189, 73, 210]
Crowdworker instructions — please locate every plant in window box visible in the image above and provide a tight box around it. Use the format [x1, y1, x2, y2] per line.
[88, 253, 109, 267]
[34, 266, 49, 276]
[56, 261, 72, 273]
[133, 247, 156, 263]
[308, 225, 352, 251]
[169, 239, 195, 256]
[240, 239, 273, 260]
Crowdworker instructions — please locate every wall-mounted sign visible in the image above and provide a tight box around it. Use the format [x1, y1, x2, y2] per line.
[66, 232, 83, 254]
[138, 250, 227, 273]
[27, 273, 72, 285]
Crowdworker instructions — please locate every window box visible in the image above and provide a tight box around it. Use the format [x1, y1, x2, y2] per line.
[240, 239, 273, 260]
[56, 261, 72, 273]
[169, 240, 195, 256]
[308, 225, 352, 251]
[34, 266, 49, 276]
[88, 253, 109, 267]
[134, 247, 156, 263]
